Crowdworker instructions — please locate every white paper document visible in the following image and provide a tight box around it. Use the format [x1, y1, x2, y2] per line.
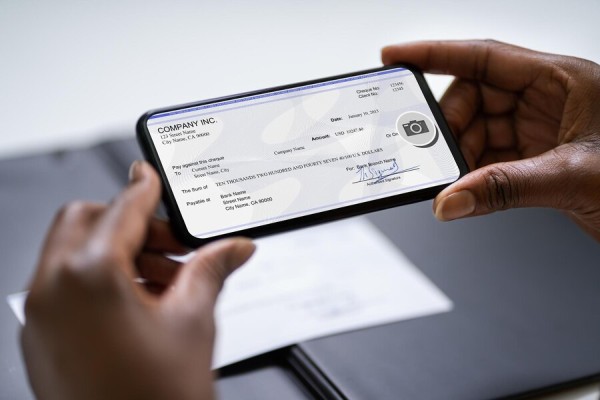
[7, 218, 452, 369]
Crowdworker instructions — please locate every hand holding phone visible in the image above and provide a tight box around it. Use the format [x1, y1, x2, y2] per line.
[137, 66, 468, 247]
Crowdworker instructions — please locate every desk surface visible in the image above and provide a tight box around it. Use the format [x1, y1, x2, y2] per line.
[1, 1, 600, 159]
[301, 205, 600, 399]
[1, 139, 599, 399]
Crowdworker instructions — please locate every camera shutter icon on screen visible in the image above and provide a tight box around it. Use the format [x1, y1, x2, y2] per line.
[402, 120, 429, 136]
[396, 111, 438, 147]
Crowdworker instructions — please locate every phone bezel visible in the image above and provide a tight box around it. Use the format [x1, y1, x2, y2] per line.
[136, 64, 469, 247]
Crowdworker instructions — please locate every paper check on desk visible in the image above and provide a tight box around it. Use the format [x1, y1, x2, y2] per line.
[8, 218, 451, 369]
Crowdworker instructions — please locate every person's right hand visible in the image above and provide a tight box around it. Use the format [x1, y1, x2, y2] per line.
[382, 40, 600, 241]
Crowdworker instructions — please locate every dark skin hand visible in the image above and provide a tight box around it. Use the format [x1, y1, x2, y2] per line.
[382, 40, 600, 242]
[21, 161, 255, 400]
[20, 40, 600, 400]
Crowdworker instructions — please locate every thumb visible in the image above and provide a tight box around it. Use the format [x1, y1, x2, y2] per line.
[167, 238, 255, 312]
[433, 147, 579, 220]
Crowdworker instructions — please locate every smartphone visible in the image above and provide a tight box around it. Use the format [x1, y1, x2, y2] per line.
[137, 65, 468, 247]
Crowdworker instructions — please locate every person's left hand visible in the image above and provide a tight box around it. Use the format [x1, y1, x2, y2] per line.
[21, 160, 255, 400]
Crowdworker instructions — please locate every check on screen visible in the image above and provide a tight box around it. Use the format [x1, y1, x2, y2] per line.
[147, 68, 460, 238]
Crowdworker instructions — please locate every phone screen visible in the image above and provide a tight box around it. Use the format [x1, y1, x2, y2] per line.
[141, 67, 464, 241]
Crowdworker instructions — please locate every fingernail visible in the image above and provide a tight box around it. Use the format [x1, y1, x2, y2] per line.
[128, 160, 142, 182]
[232, 239, 256, 262]
[435, 190, 476, 221]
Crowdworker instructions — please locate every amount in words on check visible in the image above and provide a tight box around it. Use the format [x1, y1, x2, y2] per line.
[213, 148, 384, 187]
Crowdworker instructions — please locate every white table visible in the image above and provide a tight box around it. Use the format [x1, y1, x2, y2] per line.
[1, 2, 599, 398]
[1, 1, 599, 159]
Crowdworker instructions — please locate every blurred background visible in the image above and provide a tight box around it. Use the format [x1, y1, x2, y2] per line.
[1, 0, 599, 159]
[2, 2, 600, 399]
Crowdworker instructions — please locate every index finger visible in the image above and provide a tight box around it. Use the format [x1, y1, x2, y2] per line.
[381, 40, 546, 91]
[93, 161, 162, 259]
